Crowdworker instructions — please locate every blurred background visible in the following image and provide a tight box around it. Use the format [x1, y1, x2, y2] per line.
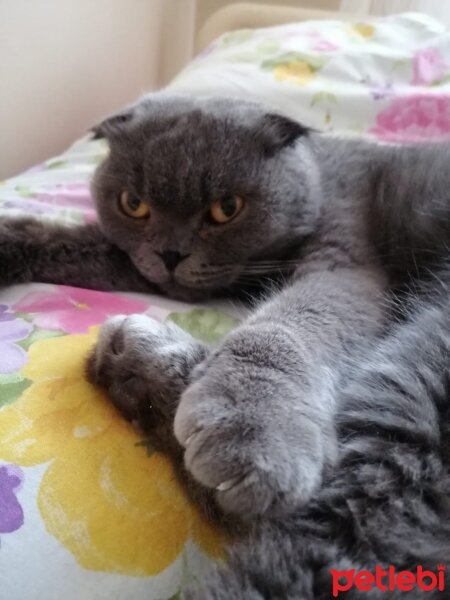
[1, 0, 447, 178]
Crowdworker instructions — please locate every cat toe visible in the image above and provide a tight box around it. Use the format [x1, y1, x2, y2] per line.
[87, 314, 209, 430]
[174, 378, 322, 519]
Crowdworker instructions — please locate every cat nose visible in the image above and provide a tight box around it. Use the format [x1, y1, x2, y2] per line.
[156, 250, 189, 272]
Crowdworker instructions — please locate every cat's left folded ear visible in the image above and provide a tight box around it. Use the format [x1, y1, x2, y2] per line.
[90, 108, 135, 140]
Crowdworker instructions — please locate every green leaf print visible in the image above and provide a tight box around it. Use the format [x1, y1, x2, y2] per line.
[391, 58, 411, 71]
[310, 91, 337, 107]
[46, 159, 68, 170]
[261, 51, 327, 72]
[87, 153, 108, 165]
[229, 39, 282, 64]
[221, 29, 253, 46]
[256, 39, 281, 55]
[167, 308, 239, 344]
[15, 185, 37, 199]
[135, 439, 156, 457]
[18, 328, 65, 351]
[431, 73, 450, 86]
[229, 51, 263, 63]
[0, 376, 32, 408]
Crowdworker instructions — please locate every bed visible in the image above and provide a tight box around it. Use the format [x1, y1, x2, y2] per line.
[1, 6, 450, 600]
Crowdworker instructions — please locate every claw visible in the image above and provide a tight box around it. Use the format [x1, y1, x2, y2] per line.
[184, 431, 200, 447]
[216, 473, 247, 492]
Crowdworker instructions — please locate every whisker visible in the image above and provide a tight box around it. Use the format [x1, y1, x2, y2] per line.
[242, 264, 297, 275]
[246, 259, 302, 266]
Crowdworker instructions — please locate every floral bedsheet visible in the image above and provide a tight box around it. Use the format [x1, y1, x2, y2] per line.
[0, 285, 237, 600]
[1, 12, 450, 600]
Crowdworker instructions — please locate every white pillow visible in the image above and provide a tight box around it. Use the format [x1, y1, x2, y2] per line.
[169, 13, 450, 142]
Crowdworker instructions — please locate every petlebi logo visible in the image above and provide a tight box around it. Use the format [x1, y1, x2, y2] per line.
[330, 565, 446, 597]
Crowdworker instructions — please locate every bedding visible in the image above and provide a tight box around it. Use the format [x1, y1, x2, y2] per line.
[1, 12, 450, 600]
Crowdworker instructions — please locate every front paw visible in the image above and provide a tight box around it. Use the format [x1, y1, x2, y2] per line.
[87, 314, 208, 431]
[174, 328, 334, 519]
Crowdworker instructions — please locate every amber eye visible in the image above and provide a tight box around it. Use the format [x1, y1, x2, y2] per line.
[209, 195, 244, 224]
[119, 191, 150, 219]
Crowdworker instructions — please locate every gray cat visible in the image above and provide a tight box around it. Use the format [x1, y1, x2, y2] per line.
[1, 94, 449, 598]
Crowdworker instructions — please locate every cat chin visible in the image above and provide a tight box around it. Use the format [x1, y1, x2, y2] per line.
[128, 263, 213, 301]
[158, 281, 213, 303]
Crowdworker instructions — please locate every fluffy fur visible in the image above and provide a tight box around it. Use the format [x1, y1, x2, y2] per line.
[2, 93, 450, 597]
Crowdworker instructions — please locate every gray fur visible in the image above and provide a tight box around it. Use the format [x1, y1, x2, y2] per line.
[2, 93, 450, 597]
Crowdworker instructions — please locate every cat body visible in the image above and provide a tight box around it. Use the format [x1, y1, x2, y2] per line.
[1, 94, 450, 597]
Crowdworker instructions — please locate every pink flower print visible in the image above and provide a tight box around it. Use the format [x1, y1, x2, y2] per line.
[370, 94, 450, 143]
[412, 48, 448, 86]
[306, 30, 339, 52]
[13, 286, 149, 334]
[312, 40, 339, 53]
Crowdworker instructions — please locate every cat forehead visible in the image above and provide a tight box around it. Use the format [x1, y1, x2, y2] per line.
[132, 106, 251, 154]
[104, 94, 287, 148]
[97, 94, 309, 187]
[117, 106, 261, 178]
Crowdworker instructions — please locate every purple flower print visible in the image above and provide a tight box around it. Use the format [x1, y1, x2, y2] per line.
[370, 82, 395, 101]
[4, 183, 97, 224]
[360, 76, 395, 101]
[0, 309, 32, 374]
[0, 305, 15, 323]
[36, 183, 94, 212]
[0, 464, 24, 534]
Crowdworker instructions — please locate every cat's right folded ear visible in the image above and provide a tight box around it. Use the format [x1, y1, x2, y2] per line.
[90, 109, 135, 140]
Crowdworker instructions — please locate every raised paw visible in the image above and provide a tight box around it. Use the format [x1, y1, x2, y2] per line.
[174, 328, 336, 519]
[87, 314, 208, 433]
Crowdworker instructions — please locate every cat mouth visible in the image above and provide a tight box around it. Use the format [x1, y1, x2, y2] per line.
[132, 256, 241, 293]
[133, 267, 220, 298]
[173, 270, 241, 291]
[158, 279, 213, 302]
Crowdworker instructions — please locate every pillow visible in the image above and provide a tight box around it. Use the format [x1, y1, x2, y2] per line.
[169, 12, 450, 143]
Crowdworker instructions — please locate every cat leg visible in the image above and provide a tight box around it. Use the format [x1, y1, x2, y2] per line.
[0, 217, 155, 292]
[174, 266, 387, 520]
[182, 286, 450, 600]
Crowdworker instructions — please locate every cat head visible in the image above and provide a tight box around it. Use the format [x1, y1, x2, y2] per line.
[91, 94, 322, 300]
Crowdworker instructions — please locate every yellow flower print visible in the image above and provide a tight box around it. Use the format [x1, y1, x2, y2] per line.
[262, 51, 327, 87]
[0, 328, 224, 575]
[274, 60, 315, 86]
[353, 23, 375, 38]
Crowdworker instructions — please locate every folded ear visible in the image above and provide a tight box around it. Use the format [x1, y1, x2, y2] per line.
[257, 113, 311, 156]
[90, 109, 135, 140]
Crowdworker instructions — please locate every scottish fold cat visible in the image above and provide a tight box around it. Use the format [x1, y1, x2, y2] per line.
[1, 94, 449, 598]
